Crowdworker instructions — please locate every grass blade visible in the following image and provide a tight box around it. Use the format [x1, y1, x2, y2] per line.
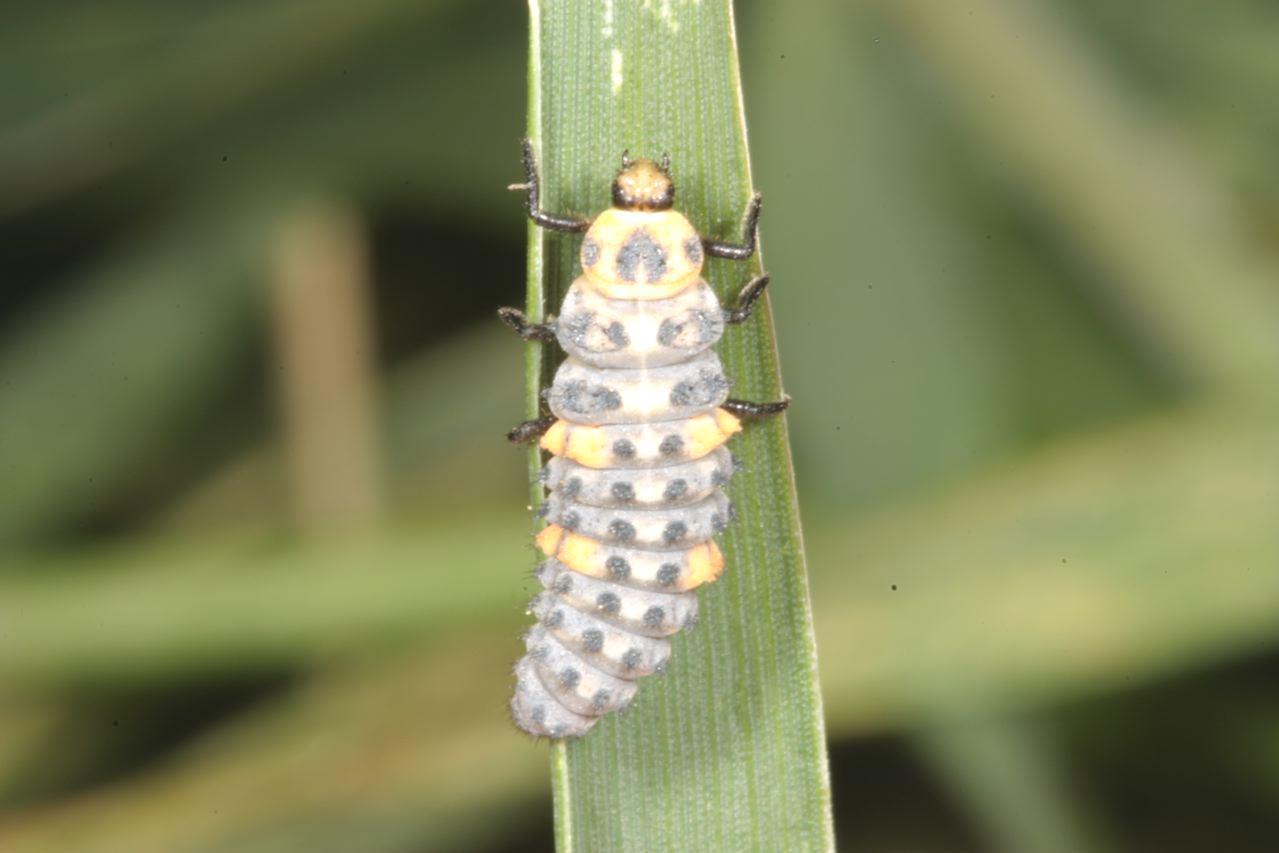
[523, 1, 833, 849]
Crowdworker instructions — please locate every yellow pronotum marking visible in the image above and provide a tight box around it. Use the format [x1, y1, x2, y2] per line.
[684, 541, 725, 589]
[581, 208, 702, 300]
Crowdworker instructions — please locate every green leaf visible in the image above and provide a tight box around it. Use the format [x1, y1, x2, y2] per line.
[523, 1, 833, 850]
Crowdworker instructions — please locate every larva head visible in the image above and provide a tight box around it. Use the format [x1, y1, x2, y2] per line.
[581, 153, 703, 300]
[612, 155, 674, 211]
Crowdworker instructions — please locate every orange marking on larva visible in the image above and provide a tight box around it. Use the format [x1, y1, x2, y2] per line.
[714, 407, 742, 437]
[565, 425, 611, 468]
[558, 532, 602, 573]
[684, 541, 725, 588]
[540, 420, 568, 455]
[685, 413, 733, 458]
[535, 524, 565, 557]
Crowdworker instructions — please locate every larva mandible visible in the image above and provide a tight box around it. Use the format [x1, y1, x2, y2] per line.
[501, 140, 788, 739]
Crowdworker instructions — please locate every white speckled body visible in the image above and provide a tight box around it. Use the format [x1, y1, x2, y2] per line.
[510, 205, 742, 739]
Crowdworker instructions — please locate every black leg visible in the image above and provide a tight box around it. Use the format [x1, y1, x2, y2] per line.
[723, 396, 790, 418]
[703, 193, 762, 260]
[510, 139, 591, 233]
[508, 414, 558, 444]
[725, 274, 770, 325]
[498, 307, 557, 342]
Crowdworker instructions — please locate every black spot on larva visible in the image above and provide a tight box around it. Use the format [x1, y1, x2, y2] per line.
[552, 573, 573, 594]
[654, 658, 668, 675]
[663, 478, 687, 500]
[532, 643, 550, 660]
[606, 321, 629, 347]
[727, 500, 738, 521]
[659, 311, 718, 348]
[657, 318, 682, 347]
[684, 236, 703, 263]
[560, 511, 580, 531]
[535, 503, 550, 519]
[612, 439, 636, 459]
[582, 237, 600, 266]
[605, 556, 630, 580]
[659, 434, 684, 456]
[683, 612, 700, 630]
[670, 369, 730, 408]
[692, 310, 719, 342]
[532, 704, 547, 724]
[711, 466, 731, 486]
[711, 513, 727, 533]
[611, 481, 635, 502]
[615, 229, 667, 283]
[546, 609, 565, 628]
[563, 477, 582, 498]
[582, 628, 605, 652]
[670, 382, 697, 408]
[622, 648, 643, 670]
[608, 519, 636, 542]
[643, 606, 665, 628]
[730, 452, 744, 472]
[563, 312, 593, 346]
[539, 466, 551, 483]
[597, 591, 621, 614]
[657, 563, 680, 586]
[550, 723, 568, 738]
[663, 520, 688, 544]
[560, 667, 580, 689]
[555, 379, 622, 414]
[592, 688, 612, 709]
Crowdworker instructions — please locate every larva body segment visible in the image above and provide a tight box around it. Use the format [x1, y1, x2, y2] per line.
[508, 148, 781, 739]
[545, 350, 731, 425]
[555, 279, 726, 368]
[541, 446, 733, 509]
[538, 410, 742, 469]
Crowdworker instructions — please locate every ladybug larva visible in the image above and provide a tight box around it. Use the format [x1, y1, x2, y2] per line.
[501, 139, 788, 739]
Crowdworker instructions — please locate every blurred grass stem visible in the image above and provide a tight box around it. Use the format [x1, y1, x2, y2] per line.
[270, 201, 384, 535]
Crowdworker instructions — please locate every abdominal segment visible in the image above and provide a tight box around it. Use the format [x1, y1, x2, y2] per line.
[510, 275, 742, 739]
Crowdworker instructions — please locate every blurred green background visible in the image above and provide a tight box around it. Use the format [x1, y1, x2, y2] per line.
[3, 1, 1278, 850]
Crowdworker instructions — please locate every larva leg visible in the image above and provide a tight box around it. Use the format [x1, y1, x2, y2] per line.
[723, 397, 790, 418]
[498, 306, 557, 342]
[510, 138, 592, 234]
[508, 414, 558, 444]
[724, 274, 770, 325]
[703, 192, 762, 260]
